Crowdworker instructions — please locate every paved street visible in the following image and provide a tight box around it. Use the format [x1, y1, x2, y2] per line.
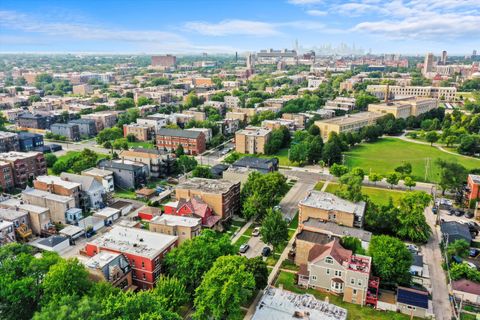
[422, 205, 453, 320]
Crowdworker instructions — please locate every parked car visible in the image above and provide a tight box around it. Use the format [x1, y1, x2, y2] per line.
[284, 217, 292, 224]
[464, 261, 478, 270]
[252, 227, 261, 237]
[452, 255, 463, 264]
[465, 211, 474, 219]
[469, 248, 480, 258]
[454, 210, 464, 217]
[274, 205, 282, 211]
[262, 246, 271, 257]
[432, 206, 438, 214]
[465, 221, 480, 236]
[448, 209, 455, 216]
[239, 244, 250, 253]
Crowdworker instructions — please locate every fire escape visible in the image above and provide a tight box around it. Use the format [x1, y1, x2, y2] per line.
[366, 276, 380, 307]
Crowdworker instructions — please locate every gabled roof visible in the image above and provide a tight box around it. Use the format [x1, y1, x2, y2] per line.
[397, 287, 429, 309]
[308, 239, 352, 265]
[60, 172, 102, 192]
[440, 221, 472, 242]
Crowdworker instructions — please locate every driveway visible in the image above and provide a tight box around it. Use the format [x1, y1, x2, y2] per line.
[243, 234, 267, 259]
[422, 205, 453, 320]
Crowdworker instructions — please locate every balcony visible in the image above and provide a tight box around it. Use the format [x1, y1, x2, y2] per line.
[366, 276, 380, 307]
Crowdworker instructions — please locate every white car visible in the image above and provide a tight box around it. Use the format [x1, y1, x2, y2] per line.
[464, 261, 478, 270]
[252, 227, 260, 237]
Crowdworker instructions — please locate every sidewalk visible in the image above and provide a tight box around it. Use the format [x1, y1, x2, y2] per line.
[230, 218, 253, 243]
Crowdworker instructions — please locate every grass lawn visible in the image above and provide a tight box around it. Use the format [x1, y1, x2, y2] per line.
[128, 141, 156, 149]
[325, 182, 406, 206]
[345, 137, 480, 183]
[314, 181, 325, 191]
[113, 189, 137, 200]
[239, 148, 296, 167]
[275, 271, 415, 320]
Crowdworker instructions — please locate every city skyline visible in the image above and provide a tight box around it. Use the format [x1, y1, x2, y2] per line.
[0, 0, 479, 55]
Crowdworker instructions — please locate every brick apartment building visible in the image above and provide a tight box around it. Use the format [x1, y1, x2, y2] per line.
[123, 123, 154, 142]
[466, 174, 480, 206]
[50, 123, 81, 141]
[84, 226, 178, 289]
[0, 161, 14, 191]
[69, 119, 97, 137]
[151, 55, 176, 68]
[235, 126, 272, 155]
[0, 151, 47, 188]
[17, 113, 53, 129]
[34, 175, 82, 208]
[81, 111, 117, 132]
[156, 128, 206, 155]
[119, 149, 175, 178]
[18, 132, 44, 151]
[149, 214, 202, 244]
[175, 178, 240, 222]
[0, 132, 19, 153]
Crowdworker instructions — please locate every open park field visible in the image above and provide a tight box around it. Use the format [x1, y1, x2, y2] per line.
[345, 137, 480, 183]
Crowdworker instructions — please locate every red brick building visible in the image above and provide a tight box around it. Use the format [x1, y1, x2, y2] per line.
[156, 128, 206, 155]
[0, 152, 47, 188]
[0, 161, 14, 191]
[84, 226, 177, 289]
[466, 174, 480, 206]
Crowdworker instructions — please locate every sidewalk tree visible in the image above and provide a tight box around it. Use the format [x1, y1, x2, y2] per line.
[386, 172, 400, 188]
[261, 209, 289, 249]
[394, 162, 412, 177]
[449, 263, 480, 282]
[330, 163, 349, 177]
[193, 256, 255, 320]
[153, 276, 189, 312]
[245, 257, 269, 290]
[191, 166, 213, 179]
[335, 172, 363, 202]
[436, 159, 468, 195]
[369, 172, 382, 185]
[288, 141, 309, 165]
[322, 141, 342, 166]
[175, 144, 185, 157]
[446, 240, 470, 260]
[369, 235, 412, 286]
[404, 176, 416, 190]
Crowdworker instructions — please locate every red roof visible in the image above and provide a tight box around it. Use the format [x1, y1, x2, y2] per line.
[452, 279, 480, 295]
[308, 239, 352, 265]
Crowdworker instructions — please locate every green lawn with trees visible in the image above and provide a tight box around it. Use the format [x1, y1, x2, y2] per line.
[321, 182, 406, 206]
[345, 137, 479, 183]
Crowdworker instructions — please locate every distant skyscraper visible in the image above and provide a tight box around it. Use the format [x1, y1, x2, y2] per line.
[473, 50, 477, 57]
[246, 53, 255, 71]
[441, 50, 447, 65]
[423, 53, 434, 75]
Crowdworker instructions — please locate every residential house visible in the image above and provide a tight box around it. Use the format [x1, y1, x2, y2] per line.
[175, 178, 240, 222]
[232, 156, 279, 173]
[138, 206, 162, 221]
[97, 159, 148, 189]
[81, 167, 114, 193]
[136, 117, 166, 133]
[65, 208, 83, 224]
[0, 220, 15, 245]
[452, 279, 480, 305]
[123, 123, 154, 142]
[22, 187, 76, 224]
[0, 208, 32, 241]
[396, 287, 430, 318]
[0, 198, 51, 236]
[93, 207, 121, 226]
[297, 239, 380, 307]
[50, 123, 81, 141]
[109, 200, 133, 216]
[299, 191, 366, 228]
[60, 173, 105, 210]
[84, 226, 178, 289]
[84, 251, 134, 290]
[81, 111, 117, 132]
[440, 221, 472, 245]
[149, 214, 201, 244]
[163, 197, 221, 228]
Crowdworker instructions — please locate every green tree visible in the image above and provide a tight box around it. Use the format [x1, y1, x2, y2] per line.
[330, 163, 349, 177]
[340, 236, 366, 255]
[449, 263, 480, 282]
[386, 172, 400, 188]
[404, 176, 416, 190]
[306, 135, 323, 164]
[44, 153, 57, 168]
[355, 92, 379, 110]
[425, 131, 439, 146]
[137, 96, 153, 106]
[126, 133, 136, 142]
[446, 240, 470, 260]
[288, 141, 309, 165]
[322, 141, 342, 166]
[164, 230, 235, 293]
[260, 209, 289, 249]
[245, 257, 269, 291]
[175, 155, 197, 175]
[97, 127, 123, 144]
[191, 166, 213, 179]
[394, 162, 412, 177]
[223, 152, 241, 164]
[445, 135, 457, 147]
[369, 172, 382, 185]
[114, 97, 135, 110]
[175, 144, 185, 157]
[193, 256, 255, 320]
[436, 159, 468, 195]
[184, 92, 203, 108]
[153, 276, 189, 312]
[396, 191, 432, 243]
[41, 258, 91, 303]
[369, 235, 412, 285]
[335, 172, 364, 202]
[308, 125, 320, 136]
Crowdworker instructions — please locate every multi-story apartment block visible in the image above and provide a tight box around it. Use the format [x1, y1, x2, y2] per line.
[235, 126, 272, 154]
[60, 173, 105, 210]
[297, 239, 379, 307]
[282, 113, 307, 129]
[183, 109, 207, 122]
[81, 168, 115, 193]
[368, 97, 437, 119]
[0, 198, 51, 236]
[123, 123, 154, 142]
[2, 108, 26, 122]
[175, 178, 240, 221]
[325, 97, 357, 112]
[84, 251, 134, 290]
[50, 123, 81, 141]
[314, 112, 385, 141]
[97, 159, 148, 189]
[119, 149, 175, 179]
[22, 188, 76, 224]
[136, 117, 166, 133]
[299, 191, 366, 228]
[225, 95, 241, 109]
[261, 119, 296, 131]
[34, 175, 82, 208]
[156, 128, 206, 155]
[186, 127, 212, 142]
[0, 151, 47, 188]
[163, 197, 221, 228]
[69, 119, 97, 137]
[0, 161, 14, 191]
[0, 132, 19, 152]
[149, 214, 202, 244]
[17, 113, 54, 129]
[367, 84, 456, 101]
[84, 226, 178, 289]
[81, 111, 117, 132]
[466, 174, 480, 206]
[151, 55, 176, 68]
[18, 132, 44, 151]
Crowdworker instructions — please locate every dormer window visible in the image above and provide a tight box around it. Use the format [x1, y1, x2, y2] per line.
[325, 257, 333, 264]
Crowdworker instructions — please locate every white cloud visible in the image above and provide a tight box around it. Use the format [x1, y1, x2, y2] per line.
[306, 9, 328, 16]
[334, 2, 389, 16]
[184, 19, 279, 36]
[288, 0, 323, 5]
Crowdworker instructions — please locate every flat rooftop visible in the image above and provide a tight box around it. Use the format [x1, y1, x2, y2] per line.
[176, 177, 238, 194]
[236, 126, 271, 137]
[151, 214, 201, 227]
[84, 251, 121, 269]
[469, 174, 480, 184]
[0, 207, 29, 220]
[36, 175, 81, 190]
[303, 218, 372, 242]
[0, 151, 41, 161]
[252, 287, 347, 320]
[88, 226, 177, 259]
[22, 187, 74, 203]
[93, 207, 120, 218]
[82, 167, 113, 177]
[300, 191, 366, 218]
[315, 112, 383, 126]
[0, 198, 49, 214]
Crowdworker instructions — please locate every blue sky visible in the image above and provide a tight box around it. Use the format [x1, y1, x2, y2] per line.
[0, 0, 479, 55]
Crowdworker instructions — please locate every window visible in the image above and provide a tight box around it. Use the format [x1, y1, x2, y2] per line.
[142, 261, 145, 269]
[311, 275, 317, 281]
[357, 279, 362, 286]
[143, 273, 146, 280]
[334, 270, 342, 277]
[350, 278, 355, 285]
[406, 306, 416, 311]
[325, 257, 333, 264]
[326, 268, 330, 275]
[353, 289, 357, 295]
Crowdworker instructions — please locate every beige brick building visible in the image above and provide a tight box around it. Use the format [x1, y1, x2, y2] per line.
[298, 191, 366, 228]
[314, 112, 384, 141]
[235, 126, 272, 154]
[123, 123, 153, 142]
[149, 214, 201, 244]
[367, 97, 437, 119]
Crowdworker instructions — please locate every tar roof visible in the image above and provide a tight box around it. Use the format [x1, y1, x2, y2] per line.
[302, 219, 372, 242]
[176, 177, 238, 193]
[150, 214, 201, 227]
[300, 191, 366, 217]
[157, 128, 202, 139]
